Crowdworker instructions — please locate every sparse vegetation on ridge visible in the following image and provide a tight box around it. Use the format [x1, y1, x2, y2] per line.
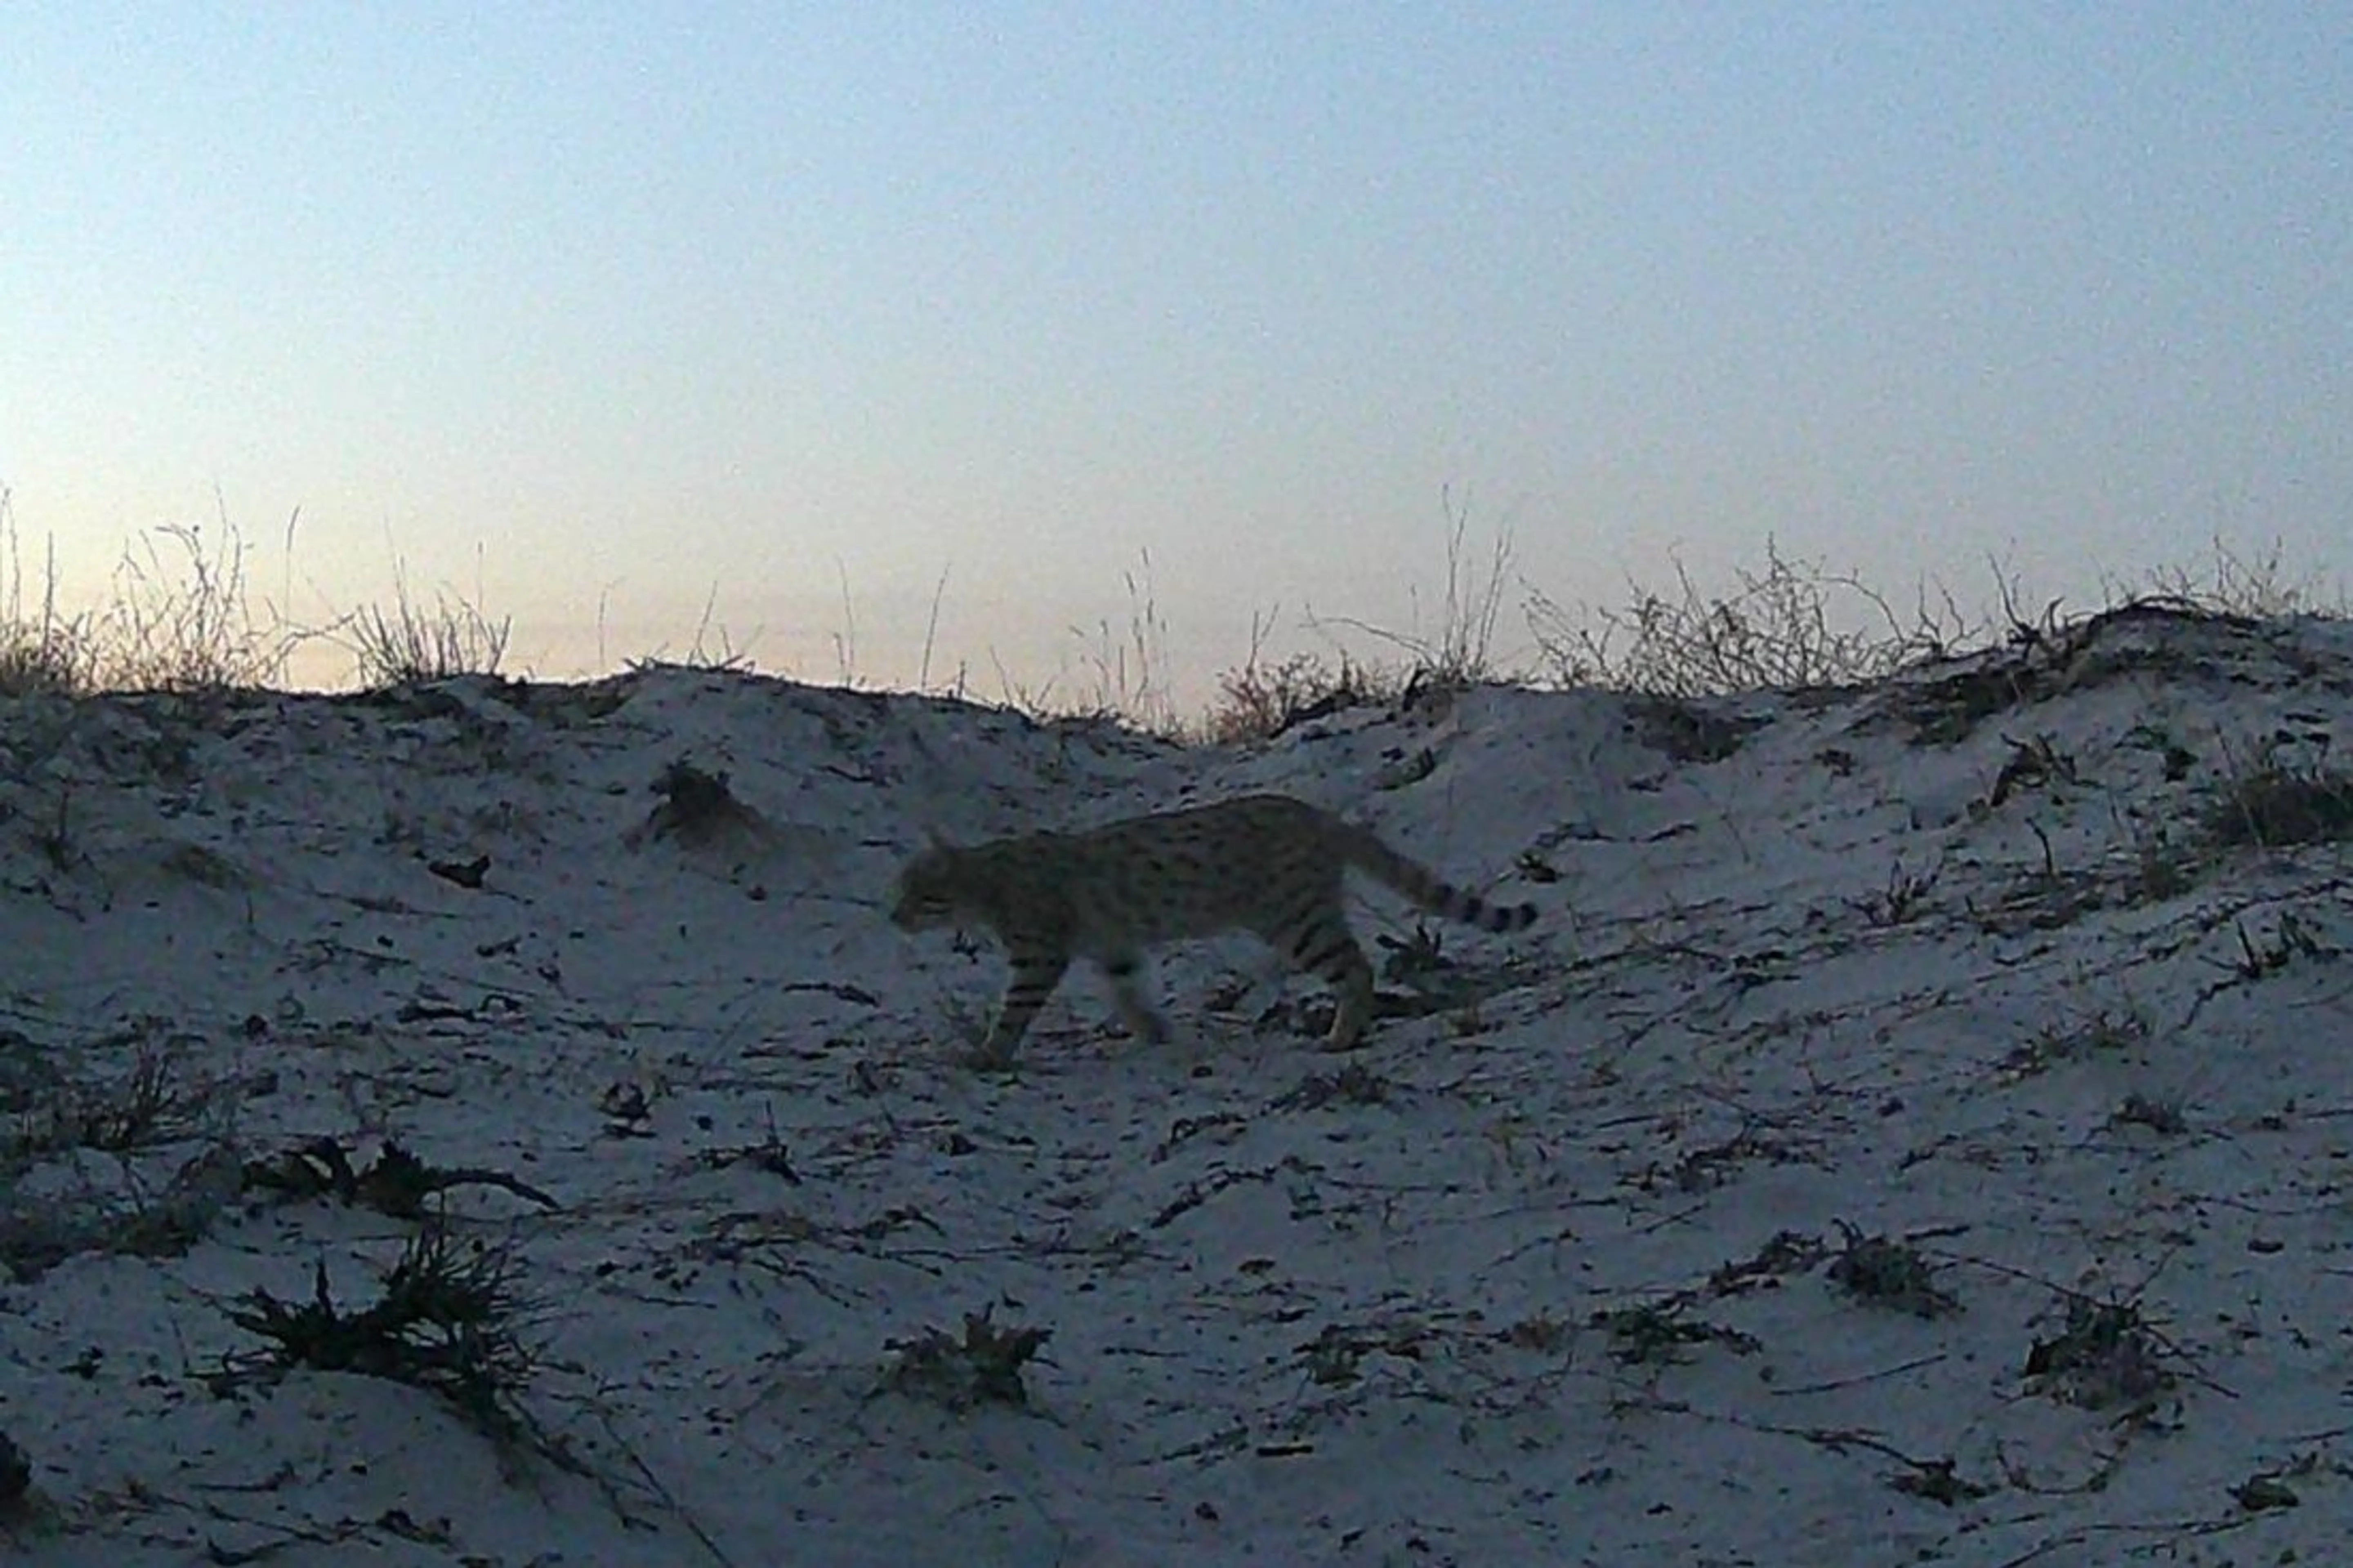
[1, 491, 2342, 735]
[1528, 535, 1975, 698]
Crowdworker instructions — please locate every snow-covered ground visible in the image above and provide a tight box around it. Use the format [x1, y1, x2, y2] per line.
[4, 603, 2349, 1566]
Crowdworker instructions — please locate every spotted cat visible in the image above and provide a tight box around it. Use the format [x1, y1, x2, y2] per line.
[888, 792, 1536, 1064]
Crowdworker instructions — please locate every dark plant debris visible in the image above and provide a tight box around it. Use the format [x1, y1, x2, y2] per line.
[882, 1306, 1051, 1412]
[1825, 1223, 1959, 1318]
[243, 1136, 560, 1218]
[2024, 1294, 2180, 1411]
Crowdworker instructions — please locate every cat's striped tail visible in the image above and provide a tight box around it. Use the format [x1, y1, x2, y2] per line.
[1344, 826, 1538, 933]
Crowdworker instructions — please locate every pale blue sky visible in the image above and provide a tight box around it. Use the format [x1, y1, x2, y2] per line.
[6, 5, 2348, 699]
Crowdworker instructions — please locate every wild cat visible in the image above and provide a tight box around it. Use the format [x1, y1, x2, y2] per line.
[888, 793, 1536, 1065]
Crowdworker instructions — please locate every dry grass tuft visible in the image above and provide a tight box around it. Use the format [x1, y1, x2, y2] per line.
[348, 565, 511, 686]
[220, 1224, 541, 1440]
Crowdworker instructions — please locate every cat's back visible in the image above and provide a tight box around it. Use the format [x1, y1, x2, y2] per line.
[1074, 791, 1326, 852]
[1057, 793, 1339, 936]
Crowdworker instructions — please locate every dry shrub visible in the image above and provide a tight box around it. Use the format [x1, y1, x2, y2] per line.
[93, 520, 297, 692]
[1200, 649, 1401, 744]
[1530, 538, 1968, 697]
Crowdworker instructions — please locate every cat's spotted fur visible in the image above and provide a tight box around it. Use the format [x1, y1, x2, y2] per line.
[889, 793, 1536, 1064]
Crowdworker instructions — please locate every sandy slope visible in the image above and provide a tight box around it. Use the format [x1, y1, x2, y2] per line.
[3, 605, 2349, 1566]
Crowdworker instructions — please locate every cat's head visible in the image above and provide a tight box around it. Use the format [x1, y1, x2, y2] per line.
[886, 842, 967, 930]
